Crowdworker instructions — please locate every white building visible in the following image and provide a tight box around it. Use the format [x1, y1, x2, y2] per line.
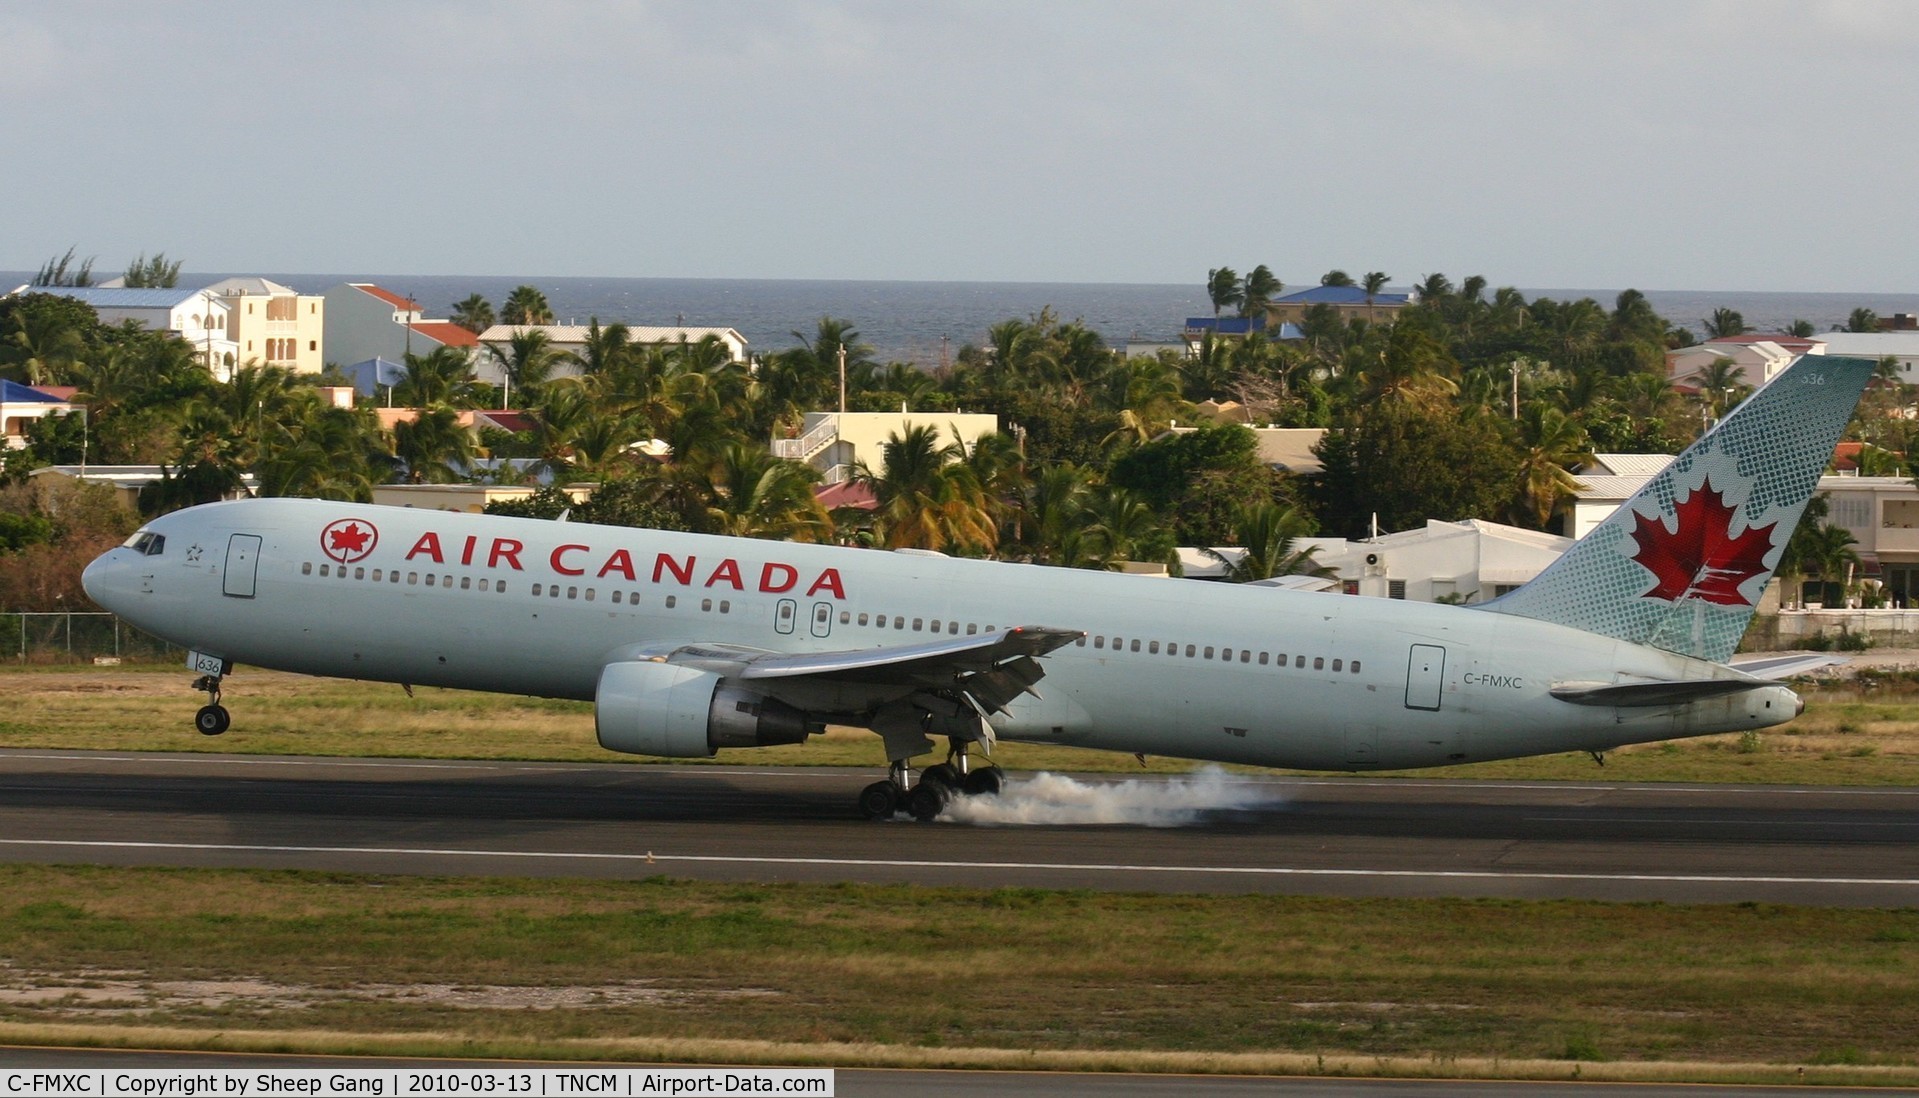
[772, 411, 999, 484]
[322, 284, 480, 373]
[1805, 331, 1919, 383]
[1666, 340, 1799, 388]
[8, 285, 237, 375]
[203, 277, 325, 376]
[1314, 520, 1572, 604]
[474, 323, 750, 389]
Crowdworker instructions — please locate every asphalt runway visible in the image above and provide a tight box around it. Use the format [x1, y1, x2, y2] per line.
[3, 750, 1919, 904]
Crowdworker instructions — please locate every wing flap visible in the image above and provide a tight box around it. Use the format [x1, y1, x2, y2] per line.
[738, 626, 1081, 684]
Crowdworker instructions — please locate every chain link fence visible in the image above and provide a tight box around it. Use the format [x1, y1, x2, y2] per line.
[3, 613, 185, 664]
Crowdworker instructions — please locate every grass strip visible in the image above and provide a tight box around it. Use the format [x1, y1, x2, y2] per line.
[1, 1023, 1916, 1086]
[6, 665, 1919, 785]
[0, 865, 1914, 1074]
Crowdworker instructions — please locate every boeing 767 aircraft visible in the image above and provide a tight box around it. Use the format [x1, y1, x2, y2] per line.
[83, 354, 1874, 819]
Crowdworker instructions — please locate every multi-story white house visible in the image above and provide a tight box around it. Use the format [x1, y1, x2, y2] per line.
[6, 285, 238, 376]
[322, 283, 480, 373]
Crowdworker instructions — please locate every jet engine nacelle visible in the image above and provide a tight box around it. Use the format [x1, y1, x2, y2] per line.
[595, 660, 812, 758]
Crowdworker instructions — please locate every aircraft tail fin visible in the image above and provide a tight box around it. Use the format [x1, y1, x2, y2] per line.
[1481, 354, 1876, 664]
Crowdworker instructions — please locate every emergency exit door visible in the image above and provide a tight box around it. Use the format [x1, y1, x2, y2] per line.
[1404, 643, 1445, 711]
[223, 534, 262, 598]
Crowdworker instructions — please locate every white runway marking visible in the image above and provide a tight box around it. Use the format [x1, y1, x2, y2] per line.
[2, 838, 1917, 888]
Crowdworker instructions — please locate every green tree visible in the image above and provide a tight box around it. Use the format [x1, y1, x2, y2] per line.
[1200, 502, 1330, 582]
[121, 252, 182, 288]
[1239, 265, 1282, 319]
[1847, 307, 1881, 334]
[500, 285, 553, 326]
[486, 328, 562, 406]
[396, 346, 480, 408]
[1320, 270, 1355, 287]
[32, 248, 94, 287]
[1310, 403, 1521, 537]
[853, 424, 996, 554]
[450, 294, 495, 335]
[1361, 271, 1390, 303]
[1508, 403, 1593, 531]
[391, 406, 476, 484]
[1701, 307, 1748, 339]
[1205, 267, 1241, 318]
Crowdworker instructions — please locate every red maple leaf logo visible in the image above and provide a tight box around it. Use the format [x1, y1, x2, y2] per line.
[1627, 477, 1776, 606]
[320, 518, 378, 563]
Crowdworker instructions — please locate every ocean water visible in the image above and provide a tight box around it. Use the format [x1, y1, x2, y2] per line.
[8, 271, 1915, 366]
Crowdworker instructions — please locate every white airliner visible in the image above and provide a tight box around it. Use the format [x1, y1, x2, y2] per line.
[83, 354, 1874, 819]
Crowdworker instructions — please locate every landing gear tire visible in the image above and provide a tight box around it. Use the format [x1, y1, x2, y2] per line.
[858, 780, 900, 820]
[907, 781, 950, 822]
[195, 705, 231, 737]
[919, 763, 962, 792]
[962, 767, 1004, 797]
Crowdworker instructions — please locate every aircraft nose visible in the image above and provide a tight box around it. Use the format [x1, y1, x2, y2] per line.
[81, 548, 129, 611]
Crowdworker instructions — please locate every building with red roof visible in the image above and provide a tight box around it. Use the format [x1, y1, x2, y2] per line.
[322, 283, 482, 373]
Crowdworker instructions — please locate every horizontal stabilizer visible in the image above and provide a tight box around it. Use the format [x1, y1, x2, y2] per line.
[1549, 678, 1768, 707]
[1727, 652, 1848, 680]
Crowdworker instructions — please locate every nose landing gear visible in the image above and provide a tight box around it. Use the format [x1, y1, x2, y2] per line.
[191, 674, 230, 736]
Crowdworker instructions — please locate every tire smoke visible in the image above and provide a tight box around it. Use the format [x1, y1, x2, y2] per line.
[938, 766, 1284, 827]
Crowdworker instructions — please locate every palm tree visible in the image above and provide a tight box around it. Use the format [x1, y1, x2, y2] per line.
[1801, 523, 1861, 607]
[486, 328, 561, 406]
[397, 346, 480, 408]
[570, 318, 632, 377]
[1206, 268, 1242, 318]
[1238, 265, 1282, 319]
[853, 424, 996, 554]
[449, 294, 495, 335]
[1415, 273, 1454, 304]
[1361, 271, 1390, 305]
[1320, 270, 1355, 287]
[1080, 486, 1176, 571]
[2, 307, 86, 386]
[500, 285, 553, 326]
[1696, 357, 1752, 421]
[706, 442, 830, 541]
[1786, 319, 1816, 338]
[391, 406, 476, 484]
[1701, 308, 1748, 339]
[1200, 502, 1331, 583]
[1508, 404, 1593, 530]
[1847, 307, 1882, 334]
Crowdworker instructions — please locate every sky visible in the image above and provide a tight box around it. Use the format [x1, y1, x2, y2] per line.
[7, 1, 1919, 292]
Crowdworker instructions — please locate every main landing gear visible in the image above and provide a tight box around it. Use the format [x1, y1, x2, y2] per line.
[191, 673, 230, 736]
[858, 738, 1006, 822]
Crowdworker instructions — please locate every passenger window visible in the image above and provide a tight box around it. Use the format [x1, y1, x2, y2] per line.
[896, 617, 906, 629]
[1076, 637, 1087, 647]
[1149, 641, 1160, 654]
[1314, 657, 1325, 670]
[1240, 651, 1250, 663]
[301, 562, 312, 575]
[1222, 648, 1232, 660]
[532, 583, 543, 596]
[612, 590, 622, 604]
[949, 622, 958, 635]
[1295, 655, 1305, 668]
[480, 578, 490, 592]
[583, 587, 593, 600]
[1185, 644, 1195, 657]
[966, 623, 977, 635]
[373, 569, 383, 581]
[407, 572, 418, 585]
[320, 564, 330, 577]
[1094, 637, 1105, 649]
[912, 618, 923, 631]
[1351, 661, 1361, 673]
[721, 600, 731, 613]
[701, 598, 711, 611]
[566, 587, 577, 599]
[1130, 640, 1140, 652]
[857, 613, 869, 626]
[839, 611, 850, 624]
[424, 574, 435, 587]
[665, 596, 677, 608]
[462, 577, 473, 591]
[930, 620, 941, 632]
[550, 586, 560, 598]
[1258, 652, 1268, 665]
[1332, 658, 1342, 671]
[390, 571, 400, 584]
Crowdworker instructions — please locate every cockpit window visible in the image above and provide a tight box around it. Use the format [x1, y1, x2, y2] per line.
[123, 531, 166, 556]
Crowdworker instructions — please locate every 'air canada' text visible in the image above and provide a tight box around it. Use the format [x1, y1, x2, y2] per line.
[400, 532, 847, 599]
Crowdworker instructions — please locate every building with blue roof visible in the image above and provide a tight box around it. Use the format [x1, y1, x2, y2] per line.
[1266, 283, 1412, 326]
[1, 379, 76, 450]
